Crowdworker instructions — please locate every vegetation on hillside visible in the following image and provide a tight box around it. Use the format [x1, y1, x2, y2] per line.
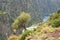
[0, 9, 59, 40]
[1, 0, 60, 40]
[19, 10, 60, 40]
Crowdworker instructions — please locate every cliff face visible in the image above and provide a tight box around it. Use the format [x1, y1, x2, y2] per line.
[0, 0, 60, 27]
[0, 22, 12, 36]
[0, 22, 23, 36]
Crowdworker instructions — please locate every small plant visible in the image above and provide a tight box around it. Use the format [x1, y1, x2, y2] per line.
[49, 13, 59, 21]
[52, 19, 60, 27]
[49, 9, 60, 21]
[20, 30, 33, 40]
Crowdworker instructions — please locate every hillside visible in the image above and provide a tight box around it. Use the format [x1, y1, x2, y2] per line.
[1, 0, 60, 40]
[20, 10, 60, 40]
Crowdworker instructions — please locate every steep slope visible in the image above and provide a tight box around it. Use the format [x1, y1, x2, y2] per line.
[20, 10, 60, 40]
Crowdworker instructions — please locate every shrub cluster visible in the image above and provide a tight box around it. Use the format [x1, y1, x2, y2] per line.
[20, 30, 33, 40]
[11, 12, 31, 32]
[52, 19, 60, 27]
[48, 9, 60, 27]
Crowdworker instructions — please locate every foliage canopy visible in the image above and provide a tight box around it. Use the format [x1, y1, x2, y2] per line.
[11, 12, 31, 32]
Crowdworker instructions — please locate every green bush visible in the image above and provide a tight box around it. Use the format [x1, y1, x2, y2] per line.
[49, 13, 59, 21]
[11, 12, 31, 31]
[49, 10, 60, 21]
[20, 30, 33, 40]
[52, 19, 60, 27]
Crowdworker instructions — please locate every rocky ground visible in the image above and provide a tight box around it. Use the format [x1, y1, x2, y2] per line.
[25, 28, 60, 40]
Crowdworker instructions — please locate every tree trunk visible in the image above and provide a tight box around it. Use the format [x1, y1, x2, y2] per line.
[23, 25, 26, 30]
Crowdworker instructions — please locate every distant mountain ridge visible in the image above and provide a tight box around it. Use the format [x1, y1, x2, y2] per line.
[0, 0, 60, 26]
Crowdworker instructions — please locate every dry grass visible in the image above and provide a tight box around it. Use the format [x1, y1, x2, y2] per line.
[8, 34, 21, 40]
